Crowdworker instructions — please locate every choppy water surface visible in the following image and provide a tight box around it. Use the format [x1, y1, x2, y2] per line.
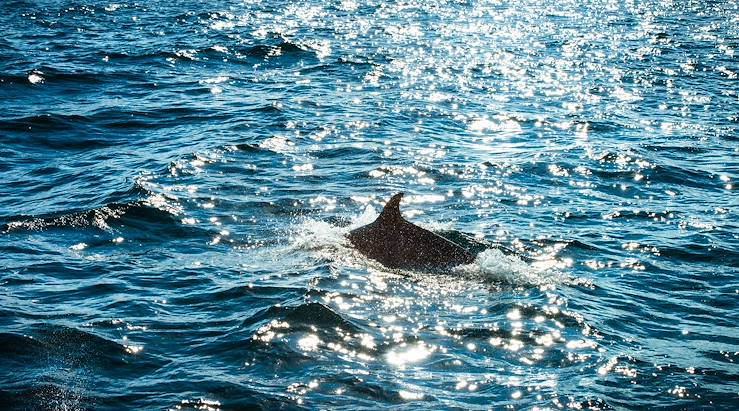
[1, 0, 738, 409]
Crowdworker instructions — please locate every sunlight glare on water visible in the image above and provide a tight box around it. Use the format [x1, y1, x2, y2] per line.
[0, 0, 737, 409]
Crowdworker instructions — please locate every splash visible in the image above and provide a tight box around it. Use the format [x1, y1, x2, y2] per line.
[289, 212, 572, 288]
[461, 248, 569, 287]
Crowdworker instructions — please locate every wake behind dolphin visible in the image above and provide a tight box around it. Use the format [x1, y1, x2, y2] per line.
[347, 193, 475, 270]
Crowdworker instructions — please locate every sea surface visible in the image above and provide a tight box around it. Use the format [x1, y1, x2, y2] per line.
[1, 1, 738, 409]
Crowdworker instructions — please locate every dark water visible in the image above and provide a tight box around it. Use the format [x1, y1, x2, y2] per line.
[1, 0, 738, 409]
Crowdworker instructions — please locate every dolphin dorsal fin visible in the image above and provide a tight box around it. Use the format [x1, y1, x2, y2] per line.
[378, 192, 404, 223]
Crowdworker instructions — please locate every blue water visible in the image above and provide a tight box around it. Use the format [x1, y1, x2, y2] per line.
[1, 0, 738, 409]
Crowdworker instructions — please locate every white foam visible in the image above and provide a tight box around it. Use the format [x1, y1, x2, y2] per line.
[290, 218, 349, 252]
[288, 214, 572, 287]
[459, 248, 567, 287]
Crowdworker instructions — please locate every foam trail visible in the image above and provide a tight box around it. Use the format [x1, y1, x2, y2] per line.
[462, 248, 565, 286]
[290, 215, 573, 287]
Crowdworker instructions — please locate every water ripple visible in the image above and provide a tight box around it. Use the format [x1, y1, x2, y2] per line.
[1, 0, 738, 409]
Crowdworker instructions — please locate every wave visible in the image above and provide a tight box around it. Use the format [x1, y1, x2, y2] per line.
[282, 302, 362, 332]
[0, 106, 236, 137]
[0, 67, 123, 86]
[0, 199, 202, 241]
[239, 41, 313, 59]
[0, 324, 166, 410]
[0, 325, 163, 373]
[241, 300, 362, 334]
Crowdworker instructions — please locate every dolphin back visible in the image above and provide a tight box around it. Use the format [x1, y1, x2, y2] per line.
[347, 193, 475, 270]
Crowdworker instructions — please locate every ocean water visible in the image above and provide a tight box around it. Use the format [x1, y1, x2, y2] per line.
[1, 0, 738, 409]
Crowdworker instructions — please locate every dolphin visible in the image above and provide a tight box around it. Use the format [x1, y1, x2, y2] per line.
[347, 192, 476, 270]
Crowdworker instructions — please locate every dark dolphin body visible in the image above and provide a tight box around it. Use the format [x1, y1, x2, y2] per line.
[347, 193, 476, 270]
